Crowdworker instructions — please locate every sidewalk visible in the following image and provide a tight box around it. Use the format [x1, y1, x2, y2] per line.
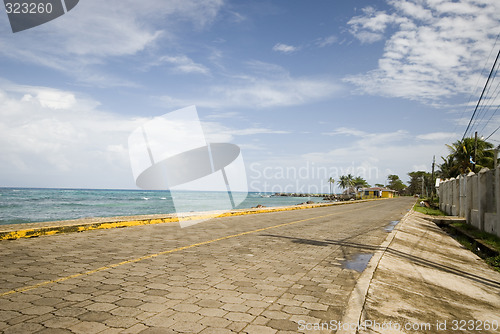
[355, 210, 500, 334]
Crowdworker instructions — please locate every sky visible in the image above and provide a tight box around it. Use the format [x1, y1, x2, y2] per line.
[0, 0, 499, 194]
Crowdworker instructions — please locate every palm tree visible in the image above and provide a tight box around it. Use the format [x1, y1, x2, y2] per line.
[328, 177, 335, 196]
[440, 137, 495, 178]
[353, 176, 370, 192]
[437, 155, 458, 179]
[338, 174, 355, 194]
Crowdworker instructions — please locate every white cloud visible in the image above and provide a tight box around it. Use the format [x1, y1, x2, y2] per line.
[160, 55, 210, 75]
[159, 63, 343, 109]
[247, 136, 446, 191]
[298, 128, 448, 184]
[324, 127, 409, 146]
[272, 43, 300, 53]
[160, 77, 341, 109]
[316, 35, 338, 47]
[0, 0, 224, 85]
[389, 0, 433, 21]
[345, 0, 500, 102]
[348, 6, 405, 43]
[229, 128, 289, 136]
[0, 81, 147, 188]
[204, 111, 240, 119]
[324, 127, 368, 137]
[201, 121, 289, 142]
[228, 11, 246, 23]
[417, 132, 457, 141]
[29, 90, 76, 110]
[212, 77, 340, 108]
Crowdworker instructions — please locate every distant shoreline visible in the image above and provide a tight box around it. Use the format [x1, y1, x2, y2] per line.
[0, 188, 337, 226]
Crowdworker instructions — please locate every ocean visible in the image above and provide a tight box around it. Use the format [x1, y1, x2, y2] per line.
[0, 188, 326, 225]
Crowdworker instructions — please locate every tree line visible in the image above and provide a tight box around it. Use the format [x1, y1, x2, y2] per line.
[327, 136, 498, 198]
[328, 174, 407, 195]
[329, 172, 432, 197]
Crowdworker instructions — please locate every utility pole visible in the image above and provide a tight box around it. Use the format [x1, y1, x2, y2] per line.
[420, 176, 425, 198]
[473, 131, 478, 173]
[495, 145, 499, 170]
[431, 155, 435, 199]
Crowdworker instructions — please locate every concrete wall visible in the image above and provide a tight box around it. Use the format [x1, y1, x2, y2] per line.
[438, 166, 500, 237]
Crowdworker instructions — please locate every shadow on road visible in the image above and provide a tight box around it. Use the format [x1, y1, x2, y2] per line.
[260, 233, 500, 289]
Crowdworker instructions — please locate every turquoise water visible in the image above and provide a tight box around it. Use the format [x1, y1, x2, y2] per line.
[0, 188, 325, 225]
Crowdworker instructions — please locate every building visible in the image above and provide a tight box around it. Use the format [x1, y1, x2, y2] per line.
[359, 187, 397, 199]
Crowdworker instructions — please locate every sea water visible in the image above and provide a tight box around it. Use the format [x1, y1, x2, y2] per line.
[0, 188, 323, 225]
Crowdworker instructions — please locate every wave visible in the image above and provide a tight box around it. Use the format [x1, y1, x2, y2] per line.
[0, 218, 33, 225]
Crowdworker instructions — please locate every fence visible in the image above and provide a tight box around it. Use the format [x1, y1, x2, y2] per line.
[438, 166, 500, 238]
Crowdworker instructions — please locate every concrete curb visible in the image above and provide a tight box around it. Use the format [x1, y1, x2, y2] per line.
[0, 198, 387, 241]
[337, 205, 414, 334]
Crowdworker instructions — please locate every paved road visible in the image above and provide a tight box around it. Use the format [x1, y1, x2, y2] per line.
[0, 197, 414, 334]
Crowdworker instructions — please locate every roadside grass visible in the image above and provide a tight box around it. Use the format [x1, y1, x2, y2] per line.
[413, 202, 446, 216]
[450, 222, 500, 253]
[415, 200, 500, 273]
[448, 222, 500, 273]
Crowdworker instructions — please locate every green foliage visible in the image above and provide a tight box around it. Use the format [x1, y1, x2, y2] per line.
[438, 137, 495, 179]
[407, 171, 432, 196]
[450, 222, 500, 273]
[337, 174, 369, 194]
[337, 174, 354, 190]
[353, 176, 370, 190]
[451, 222, 500, 252]
[486, 256, 500, 271]
[386, 174, 406, 192]
[413, 203, 446, 216]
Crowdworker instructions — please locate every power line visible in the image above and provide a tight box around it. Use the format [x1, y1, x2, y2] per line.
[470, 61, 500, 135]
[450, 32, 500, 143]
[478, 104, 500, 135]
[462, 49, 500, 140]
[485, 124, 500, 140]
[471, 65, 499, 132]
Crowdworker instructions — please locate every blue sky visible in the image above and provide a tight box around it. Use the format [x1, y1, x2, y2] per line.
[0, 0, 499, 193]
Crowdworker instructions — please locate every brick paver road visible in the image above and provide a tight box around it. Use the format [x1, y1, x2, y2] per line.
[0, 197, 414, 334]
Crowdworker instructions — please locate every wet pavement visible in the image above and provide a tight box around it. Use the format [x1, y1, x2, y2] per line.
[383, 221, 399, 233]
[0, 198, 414, 333]
[340, 254, 373, 273]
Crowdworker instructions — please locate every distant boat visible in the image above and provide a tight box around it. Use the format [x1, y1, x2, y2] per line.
[260, 194, 272, 198]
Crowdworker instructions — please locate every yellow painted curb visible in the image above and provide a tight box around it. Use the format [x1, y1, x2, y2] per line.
[0, 198, 388, 241]
[0, 217, 180, 241]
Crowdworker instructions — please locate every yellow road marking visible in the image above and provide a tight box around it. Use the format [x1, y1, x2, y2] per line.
[0, 199, 385, 241]
[0, 202, 386, 297]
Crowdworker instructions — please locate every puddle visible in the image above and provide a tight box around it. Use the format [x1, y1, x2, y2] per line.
[340, 253, 373, 272]
[384, 220, 400, 232]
